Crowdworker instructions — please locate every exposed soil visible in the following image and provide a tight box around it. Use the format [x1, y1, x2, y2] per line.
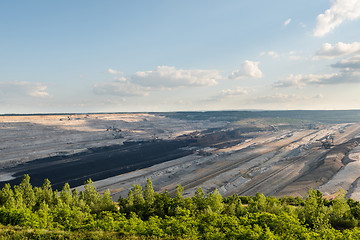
[275, 138, 360, 197]
[86, 122, 360, 201]
[2, 113, 360, 201]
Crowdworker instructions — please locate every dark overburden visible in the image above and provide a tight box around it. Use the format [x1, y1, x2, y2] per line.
[0, 139, 194, 190]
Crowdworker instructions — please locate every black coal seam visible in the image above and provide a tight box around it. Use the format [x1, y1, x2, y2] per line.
[0, 139, 192, 190]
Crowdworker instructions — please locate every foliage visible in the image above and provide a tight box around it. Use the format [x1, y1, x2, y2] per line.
[2, 176, 360, 239]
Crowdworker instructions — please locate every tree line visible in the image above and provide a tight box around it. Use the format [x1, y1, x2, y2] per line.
[1, 175, 360, 239]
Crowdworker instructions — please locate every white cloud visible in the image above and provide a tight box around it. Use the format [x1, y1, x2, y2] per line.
[288, 51, 302, 60]
[253, 93, 301, 103]
[314, 0, 360, 37]
[202, 87, 249, 103]
[260, 51, 279, 58]
[250, 93, 323, 105]
[130, 66, 220, 88]
[314, 42, 360, 59]
[0, 81, 49, 98]
[107, 68, 127, 81]
[108, 68, 123, 75]
[114, 76, 128, 82]
[29, 85, 49, 97]
[220, 87, 248, 96]
[283, 18, 292, 27]
[94, 65, 221, 96]
[229, 60, 263, 80]
[93, 81, 150, 97]
[273, 71, 360, 88]
[289, 55, 301, 60]
[331, 56, 360, 69]
[273, 74, 310, 88]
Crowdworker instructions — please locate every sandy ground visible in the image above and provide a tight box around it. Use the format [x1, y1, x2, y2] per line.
[318, 146, 360, 195]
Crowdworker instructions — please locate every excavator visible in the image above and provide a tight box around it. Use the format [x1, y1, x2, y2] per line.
[317, 134, 335, 149]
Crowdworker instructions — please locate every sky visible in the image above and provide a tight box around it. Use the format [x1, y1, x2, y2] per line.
[1, 0, 360, 114]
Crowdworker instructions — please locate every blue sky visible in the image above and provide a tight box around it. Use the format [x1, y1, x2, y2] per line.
[1, 0, 360, 113]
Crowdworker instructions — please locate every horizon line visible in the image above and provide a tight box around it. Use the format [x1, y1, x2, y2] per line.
[2, 109, 360, 116]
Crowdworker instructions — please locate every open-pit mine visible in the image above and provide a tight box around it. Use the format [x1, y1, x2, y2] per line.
[1, 111, 360, 201]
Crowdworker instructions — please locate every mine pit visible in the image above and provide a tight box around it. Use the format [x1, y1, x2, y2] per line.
[1, 112, 360, 201]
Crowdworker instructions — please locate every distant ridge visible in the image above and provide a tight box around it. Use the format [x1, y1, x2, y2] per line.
[1, 110, 360, 124]
[2, 109, 360, 116]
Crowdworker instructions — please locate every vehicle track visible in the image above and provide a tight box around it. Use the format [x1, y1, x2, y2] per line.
[169, 129, 322, 195]
[167, 151, 266, 195]
[236, 151, 326, 196]
[235, 126, 360, 196]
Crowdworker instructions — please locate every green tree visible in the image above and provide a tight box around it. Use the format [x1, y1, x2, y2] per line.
[132, 185, 145, 206]
[300, 189, 330, 229]
[18, 175, 36, 209]
[329, 190, 357, 229]
[41, 179, 54, 205]
[143, 178, 155, 206]
[175, 185, 184, 201]
[206, 189, 224, 214]
[153, 192, 173, 218]
[174, 184, 185, 212]
[248, 193, 267, 213]
[0, 183, 16, 208]
[13, 186, 25, 209]
[127, 189, 134, 207]
[36, 201, 51, 229]
[100, 189, 116, 212]
[193, 188, 206, 212]
[60, 183, 72, 206]
[71, 188, 80, 207]
[83, 179, 101, 213]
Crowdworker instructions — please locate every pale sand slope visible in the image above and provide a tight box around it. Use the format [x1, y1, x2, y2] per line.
[317, 145, 360, 199]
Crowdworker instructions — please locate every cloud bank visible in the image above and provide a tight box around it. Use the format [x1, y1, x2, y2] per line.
[0, 81, 49, 98]
[315, 42, 360, 59]
[273, 71, 360, 88]
[331, 56, 360, 69]
[314, 0, 360, 37]
[93, 82, 150, 97]
[220, 87, 248, 97]
[94, 66, 221, 97]
[131, 66, 220, 88]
